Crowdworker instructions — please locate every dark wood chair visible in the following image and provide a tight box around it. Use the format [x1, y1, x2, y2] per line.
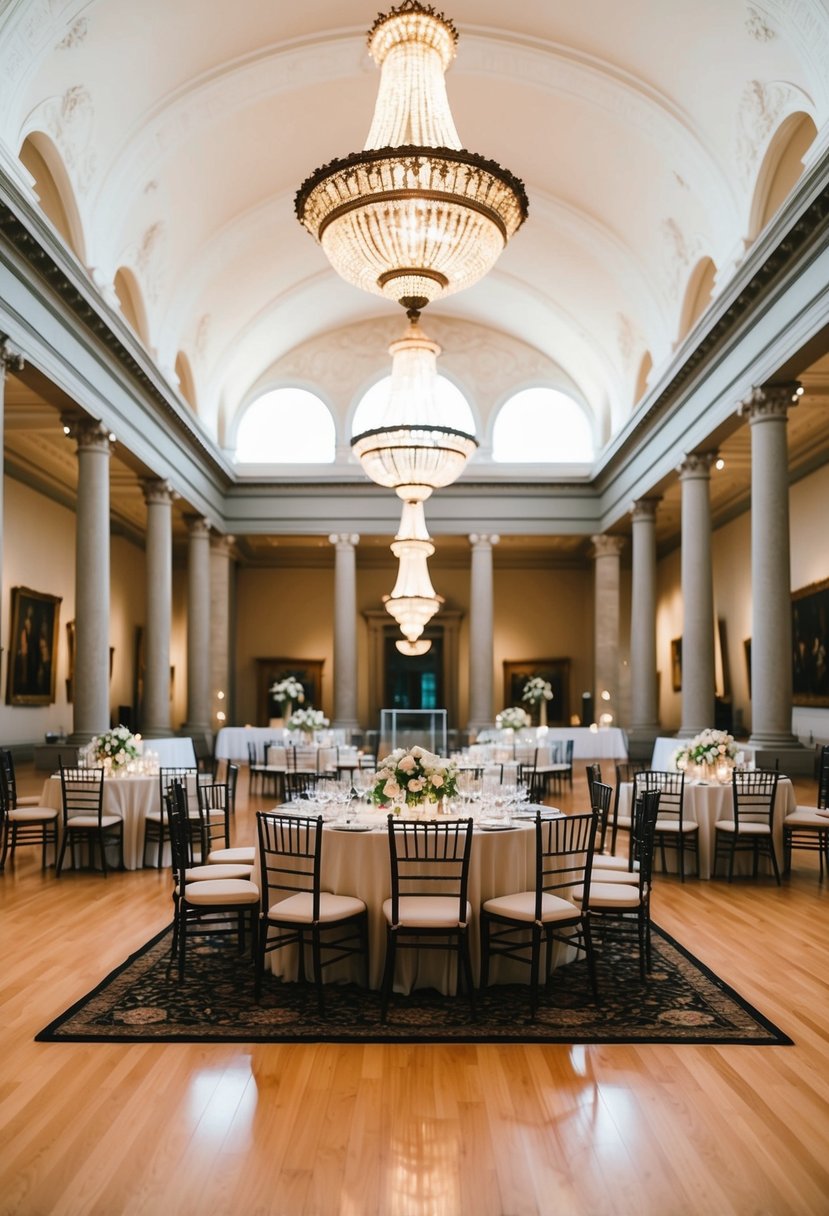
[480, 809, 599, 1017]
[635, 770, 699, 881]
[609, 760, 651, 857]
[167, 782, 259, 980]
[55, 763, 123, 877]
[380, 817, 475, 1021]
[782, 745, 829, 879]
[143, 765, 198, 867]
[0, 756, 58, 870]
[713, 770, 781, 884]
[255, 810, 368, 1012]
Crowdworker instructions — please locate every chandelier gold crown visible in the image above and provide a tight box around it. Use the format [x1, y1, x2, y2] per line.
[295, 0, 528, 314]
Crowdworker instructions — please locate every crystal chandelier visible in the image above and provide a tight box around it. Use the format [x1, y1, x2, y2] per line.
[295, 1, 528, 314]
[383, 499, 442, 653]
[351, 313, 477, 499]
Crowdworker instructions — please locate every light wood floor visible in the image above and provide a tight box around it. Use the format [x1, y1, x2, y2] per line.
[2, 764, 829, 1216]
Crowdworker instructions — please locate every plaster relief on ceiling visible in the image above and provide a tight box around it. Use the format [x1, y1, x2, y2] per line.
[616, 314, 644, 368]
[195, 314, 211, 361]
[735, 78, 812, 186]
[761, 0, 829, 109]
[27, 82, 96, 195]
[660, 218, 705, 297]
[131, 219, 165, 305]
[745, 5, 777, 40]
[0, 0, 83, 118]
[56, 16, 88, 50]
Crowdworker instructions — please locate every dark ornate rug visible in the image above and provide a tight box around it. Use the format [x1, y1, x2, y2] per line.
[36, 924, 792, 1046]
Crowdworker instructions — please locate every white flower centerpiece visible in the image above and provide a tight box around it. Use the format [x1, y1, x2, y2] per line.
[287, 706, 329, 738]
[270, 676, 305, 720]
[672, 729, 744, 783]
[82, 724, 142, 776]
[522, 676, 553, 726]
[370, 746, 459, 814]
[496, 706, 531, 732]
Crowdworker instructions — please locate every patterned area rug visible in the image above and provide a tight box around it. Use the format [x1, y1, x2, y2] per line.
[36, 924, 791, 1046]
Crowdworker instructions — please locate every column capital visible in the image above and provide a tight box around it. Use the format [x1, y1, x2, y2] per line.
[630, 497, 661, 521]
[211, 533, 236, 557]
[738, 382, 801, 423]
[590, 534, 625, 559]
[677, 450, 717, 480]
[143, 478, 177, 506]
[67, 417, 114, 454]
[469, 533, 499, 547]
[0, 335, 25, 373]
[184, 514, 211, 539]
[328, 532, 360, 548]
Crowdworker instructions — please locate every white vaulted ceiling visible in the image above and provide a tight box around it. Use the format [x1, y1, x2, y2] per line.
[0, 0, 827, 472]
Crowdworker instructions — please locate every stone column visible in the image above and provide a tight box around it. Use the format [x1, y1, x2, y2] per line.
[740, 384, 800, 746]
[467, 533, 499, 734]
[142, 479, 176, 737]
[181, 515, 212, 742]
[0, 338, 24, 654]
[629, 498, 661, 744]
[678, 452, 717, 736]
[591, 535, 625, 725]
[210, 535, 235, 730]
[329, 532, 360, 733]
[68, 419, 113, 741]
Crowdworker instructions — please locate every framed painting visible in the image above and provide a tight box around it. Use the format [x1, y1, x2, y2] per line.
[671, 638, 682, 693]
[792, 577, 829, 706]
[502, 659, 569, 726]
[256, 658, 324, 724]
[7, 586, 62, 706]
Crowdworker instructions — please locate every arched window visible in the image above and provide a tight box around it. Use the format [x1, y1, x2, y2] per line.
[174, 351, 197, 411]
[352, 374, 475, 437]
[750, 112, 818, 237]
[235, 388, 336, 463]
[18, 132, 85, 259]
[677, 257, 717, 343]
[492, 388, 594, 462]
[113, 266, 150, 346]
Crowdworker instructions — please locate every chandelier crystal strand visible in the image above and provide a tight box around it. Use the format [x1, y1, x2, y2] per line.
[383, 498, 443, 644]
[295, 2, 528, 310]
[350, 314, 478, 498]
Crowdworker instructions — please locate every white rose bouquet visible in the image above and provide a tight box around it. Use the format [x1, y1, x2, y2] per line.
[370, 746, 458, 807]
[672, 728, 742, 770]
[270, 676, 305, 706]
[522, 677, 553, 705]
[288, 706, 328, 734]
[496, 706, 531, 731]
[83, 725, 141, 772]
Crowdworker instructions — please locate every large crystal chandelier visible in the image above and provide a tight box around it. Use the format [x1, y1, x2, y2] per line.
[295, 1, 528, 314]
[383, 500, 442, 655]
[351, 313, 477, 500]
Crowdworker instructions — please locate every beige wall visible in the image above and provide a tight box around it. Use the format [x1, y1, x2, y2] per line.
[655, 460, 829, 739]
[1, 476, 147, 744]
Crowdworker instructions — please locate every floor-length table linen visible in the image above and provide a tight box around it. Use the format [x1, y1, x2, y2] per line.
[40, 773, 162, 870]
[615, 778, 794, 879]
[258, 815, 549, 992]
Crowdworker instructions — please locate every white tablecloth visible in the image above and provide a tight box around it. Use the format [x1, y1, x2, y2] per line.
[147, 737, 197, 767]
[41, 773, 161, 870]
[616, 777, 794, 879]
[258, 812, 545, 992]
[543, 727, 628, 759]
[650, 736, 760, 771]
[215, 727, 279, 761]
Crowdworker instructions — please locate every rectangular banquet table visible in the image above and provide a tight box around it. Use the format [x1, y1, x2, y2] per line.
[41, 772, 163, 870]
[257, 811, 567, 993]
[615, 777, 794, 880]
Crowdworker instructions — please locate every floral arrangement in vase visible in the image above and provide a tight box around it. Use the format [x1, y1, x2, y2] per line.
[287, 706, 328, 735]
[270, 676, 305, 713]
[370, 746, 458, 808]
[496, 706, 531, 731]
[82, 724, 141, 774]
[521, 677, 553, 705]
[672, 729, 743, 780]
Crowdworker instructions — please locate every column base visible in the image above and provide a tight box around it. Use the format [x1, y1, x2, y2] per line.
[467, 720, 494, 739]
[67, 731, 98, 745]
[332, 718, 361, 737]
[747, 737, 813, 775]
[626, 725, 660, 761]
[141, 726, 174, 739]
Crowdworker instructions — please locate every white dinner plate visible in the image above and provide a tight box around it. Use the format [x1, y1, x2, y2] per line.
[329, 823, 374, 832]
[477, 821, 518, 831]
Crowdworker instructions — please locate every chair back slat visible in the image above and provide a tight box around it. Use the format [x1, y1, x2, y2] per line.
[631, 790, 661, 886]
[818, 744, 829, 810]
[257, 811, 323, 918]
[537, 810, 597, 914]
[60, 763, 105, 823]
[590, 780, 613, 850]
[387, 817, 474, 923]
[732, 769, 778, 827]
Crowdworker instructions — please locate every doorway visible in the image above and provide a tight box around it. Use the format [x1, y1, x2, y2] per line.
[384, 631, 444, 710]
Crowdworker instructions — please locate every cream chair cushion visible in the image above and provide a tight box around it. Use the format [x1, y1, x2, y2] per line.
[383, 895, 471, 928]
[267, 891, 366, 924]
[183, 878, 259, 905]
[482, 890, 579, 923]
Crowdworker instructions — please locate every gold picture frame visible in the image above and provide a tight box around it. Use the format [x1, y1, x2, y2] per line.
[7, 586, 62, 706]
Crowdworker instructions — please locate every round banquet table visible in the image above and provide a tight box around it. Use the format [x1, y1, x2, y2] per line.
[615, 777, 794, 880]
[40, 773, 162, 870]
[256, 810, 581, 993]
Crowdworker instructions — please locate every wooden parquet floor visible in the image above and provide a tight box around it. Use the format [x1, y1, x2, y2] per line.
[1, 762, 828, 1216]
